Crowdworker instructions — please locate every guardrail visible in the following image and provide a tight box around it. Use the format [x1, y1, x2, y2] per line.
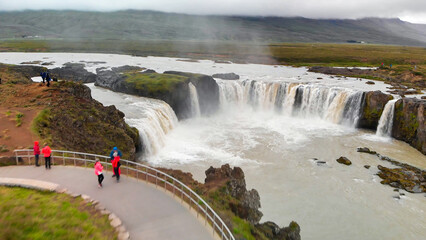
[14, 149, 235, 240]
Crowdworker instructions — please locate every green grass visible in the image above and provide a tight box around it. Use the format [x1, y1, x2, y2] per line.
[31, 108, 52, 144]
[15, 112, 24, 127]
[124, 72, 188, 94]
[232, 216, 256, 240]
[0, 186, 117, 240]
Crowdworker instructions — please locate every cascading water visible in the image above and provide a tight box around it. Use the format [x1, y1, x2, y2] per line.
[188, 82, 201, 117]
[216, 80, 364, 127]
[376, 99, 398, 137]
[87, 84, 178, 157]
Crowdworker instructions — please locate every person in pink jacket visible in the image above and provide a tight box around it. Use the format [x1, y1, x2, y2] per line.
[94, 160, 104, 188]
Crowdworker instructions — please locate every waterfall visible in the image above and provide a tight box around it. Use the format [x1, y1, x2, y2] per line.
[87, 83, 178, 158]
[376, 99, 398, 137]
[188, 82, 201, 117]
[216, 80, 364, 127]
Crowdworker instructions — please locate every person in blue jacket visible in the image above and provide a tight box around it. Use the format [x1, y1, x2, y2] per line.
[110, 147, 122, 177]
[40, 71, 47, 83]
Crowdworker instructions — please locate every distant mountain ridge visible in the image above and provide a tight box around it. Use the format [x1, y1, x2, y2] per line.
[0, 10, 425, 46]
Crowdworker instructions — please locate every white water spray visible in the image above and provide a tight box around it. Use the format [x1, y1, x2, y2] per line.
[376, 99, 398, 137]
[188, 82, 201, 117]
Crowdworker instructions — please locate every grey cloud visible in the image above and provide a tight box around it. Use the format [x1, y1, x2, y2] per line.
[0, 0, 425, 23]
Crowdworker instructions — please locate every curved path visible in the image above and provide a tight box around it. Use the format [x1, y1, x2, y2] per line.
[0, 166, 216, 240]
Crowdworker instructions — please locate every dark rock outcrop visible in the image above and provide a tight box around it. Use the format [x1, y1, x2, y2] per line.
[377, 165, 425, 193]
[392, 98, 425, 154]
[212, 73, 240, 80]
[164, 71, 220, 116]
[358, 91, 393, 130]
[357, 147, 377, 154]
[336, 156, 352, 165]
[256, 221, 301, 240]
[50, 63, 97, 83]
[205, 164, 262, 224]
[95, 67, 194, 119]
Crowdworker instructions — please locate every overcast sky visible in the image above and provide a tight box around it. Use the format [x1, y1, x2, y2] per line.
[1, 0, 425, 24]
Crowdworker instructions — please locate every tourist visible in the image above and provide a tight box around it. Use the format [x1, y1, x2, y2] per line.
[111, 152, 121, 182]
[46, 72, 51, 87]
[94, 159, 104, 188]
[33, 141, 40, 167]
[41, 143, 52, 169]
[110, 147, 122, 177]
[0, 77, 2, 84]
[41, 71, 46, 83]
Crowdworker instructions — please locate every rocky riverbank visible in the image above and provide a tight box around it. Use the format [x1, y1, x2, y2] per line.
[159, 164, 301, 240]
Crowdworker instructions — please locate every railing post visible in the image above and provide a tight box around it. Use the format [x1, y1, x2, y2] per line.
[136, 168, 139, 181]
[155, 172, 158, 187]
[145, 168, 148, 181]
[73, 153, 76, 166]
[126, 161, 129, 175]
[63, 151, 65, 166]
[27, 150, 30, 165]
[205, 205, 208, 225]
[189, 192, 192, 210]
[15, 151, 18, 165]
[212, 214, 216, 235]
[84, 154, 86, 168]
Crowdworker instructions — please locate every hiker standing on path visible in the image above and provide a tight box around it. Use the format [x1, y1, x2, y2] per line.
[46, 72, 51, 87]
[33, 141, 40, 167]
[110, 147, 122, 178]
[41, 144, 52, 169]
[111, 152, 121, 182]
[41, 71, 46, 83]
[94, 160, 104, 188]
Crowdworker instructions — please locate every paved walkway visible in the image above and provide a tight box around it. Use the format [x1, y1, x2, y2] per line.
[0, 166, 216, 240]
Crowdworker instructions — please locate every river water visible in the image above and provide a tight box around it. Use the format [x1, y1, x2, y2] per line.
[1, 53, 425, 240]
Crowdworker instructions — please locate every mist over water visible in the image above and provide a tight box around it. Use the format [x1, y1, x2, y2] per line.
[1, 53, 425, 240]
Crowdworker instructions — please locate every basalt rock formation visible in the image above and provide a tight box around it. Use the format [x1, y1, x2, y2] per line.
[392, 98, 425, 154]
[164, 71, 220, 116]
[50, 63, 97, 83]
[358, 91, 393, 130]
[212, 72, 240, 80]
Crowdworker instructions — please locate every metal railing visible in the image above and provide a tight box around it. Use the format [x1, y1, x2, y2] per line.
[13, 149, 235, 240]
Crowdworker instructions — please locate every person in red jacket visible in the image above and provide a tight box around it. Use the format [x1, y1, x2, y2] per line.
[33, 141, 40, 167]
[41, 144, 52, 169]
[94, 160, 104, 188]
[111, 152, 121, 182]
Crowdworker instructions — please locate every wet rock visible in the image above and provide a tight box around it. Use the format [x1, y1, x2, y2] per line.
[317, 161, 327, 165]
[376, 165, 425, 193]
[365, 81, 375, 85]
[358, 91, 393, 130]
[336, 156, 352, 165]
[364, 165, 371, 169]
[142, 69, 156, 73]
[357, 147, 377, 154]
[392, 98, 425, 154]
[212, 73, 240, 80]
[256, 221, 301, 240]
[50, 63, 97, 83]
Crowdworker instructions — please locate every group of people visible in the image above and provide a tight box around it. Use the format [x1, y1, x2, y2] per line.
[39, 71, 55, 87]
[95, 147, 122, 188]
[33, 141, 52, 169]
[33, 142, 122, 188]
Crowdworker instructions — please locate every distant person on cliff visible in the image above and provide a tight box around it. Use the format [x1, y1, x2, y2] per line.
[41, 144, 52, 169]
[111, 152, 121, 182]
[94, 159, 104, 188]
[33, 141, 40, 167]
[40, 71, 46, 83]
[109, 147, 122, 177]
[46, 72, 51, 87]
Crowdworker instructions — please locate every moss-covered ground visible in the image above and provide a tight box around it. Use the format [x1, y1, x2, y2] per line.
[0, 186, 117, 240]
[124, 72, 188, 94]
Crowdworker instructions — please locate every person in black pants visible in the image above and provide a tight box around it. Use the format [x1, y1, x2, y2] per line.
[41, 144, 52, 169]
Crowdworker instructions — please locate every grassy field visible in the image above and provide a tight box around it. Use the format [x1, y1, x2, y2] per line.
[0, 186, 117, 240]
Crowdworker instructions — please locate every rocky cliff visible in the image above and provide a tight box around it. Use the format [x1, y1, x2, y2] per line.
[32, 81, 141, 160]
[358, 91, 393, 130]
[96, 68, 220, 119]
[392, 98, 425, 154]
[164, 71, 220, 116]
